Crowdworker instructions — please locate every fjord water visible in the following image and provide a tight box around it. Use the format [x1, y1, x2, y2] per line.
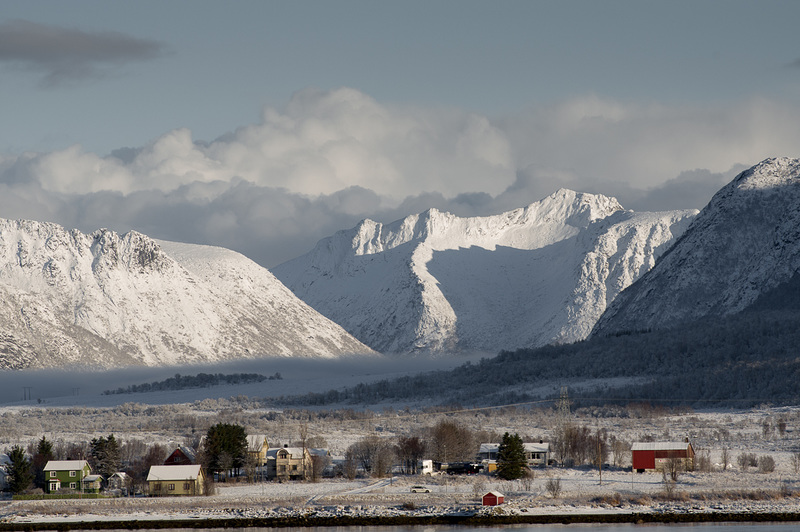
[97, 525, 800, 532]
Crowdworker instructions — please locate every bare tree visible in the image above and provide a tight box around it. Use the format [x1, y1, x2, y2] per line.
[343, 447, 358, 480]
[395, 436, 425, 474]
[346, 436, 394, 478]
[310, 453, 331, 482]
[664, 456, 682, 482]
[428, 420, 474, 463]
[299, 424, 309, 480]
[790, 451, 800, 474]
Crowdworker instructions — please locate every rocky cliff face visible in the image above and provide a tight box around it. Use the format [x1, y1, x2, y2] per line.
[0, 220, 374, 370]
[273, 190, 696, 354]
[593, 157, 800, 336]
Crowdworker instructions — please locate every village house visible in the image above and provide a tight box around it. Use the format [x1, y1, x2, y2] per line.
[477, 441, 551, 469]
[107, 471, 130, 494]
[631, 440, 695, 473]
[164, 446, 196, 466]
[82, 474, 103, 493]
[265, 446, 312, 481]
[0, 454, 9, 491]
[43, 460, 92, 493]
[146, 464, 205, 496]
[246, 435, 269, 467]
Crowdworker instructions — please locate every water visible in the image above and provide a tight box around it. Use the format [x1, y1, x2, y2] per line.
[92, 525, 800, 532]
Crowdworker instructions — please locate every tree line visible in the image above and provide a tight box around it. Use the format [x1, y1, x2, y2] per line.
[102, 372, 275, 395]
[271, 305, 800, 409]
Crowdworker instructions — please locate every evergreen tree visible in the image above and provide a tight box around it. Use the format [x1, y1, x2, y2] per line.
[90, 434, 121, 478]
[496, 432, 527, 480]
[201, 423, 248, 478]
[32, 436, 54, 490]
[7, 445, 33, 494]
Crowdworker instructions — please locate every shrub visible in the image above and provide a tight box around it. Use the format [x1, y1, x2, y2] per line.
[737, 452, 757, 470]
[790, 452, 800, 474]
[758, 455, 775, 473]
[545, 477, 562, 498]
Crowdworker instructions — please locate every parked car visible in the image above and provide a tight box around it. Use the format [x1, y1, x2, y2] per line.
[410, 485, 431, 493]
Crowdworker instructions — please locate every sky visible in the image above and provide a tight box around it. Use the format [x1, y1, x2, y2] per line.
[1, 0, 799, 267]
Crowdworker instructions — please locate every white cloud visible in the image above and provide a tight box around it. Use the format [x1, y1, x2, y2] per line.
[1, 88, 799, 266]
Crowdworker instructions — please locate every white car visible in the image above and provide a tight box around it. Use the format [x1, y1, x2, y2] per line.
[410, 485, 431, 493]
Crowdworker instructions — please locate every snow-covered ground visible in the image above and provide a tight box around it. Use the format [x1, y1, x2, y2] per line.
[3, 469, 800, 525]
[2, 363, 800, 525]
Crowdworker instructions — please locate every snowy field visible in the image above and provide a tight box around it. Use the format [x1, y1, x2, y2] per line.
[2, 361, 800, 525]
[4, 467, 800, 525]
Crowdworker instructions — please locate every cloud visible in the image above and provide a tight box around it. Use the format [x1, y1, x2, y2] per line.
[0, 19, 165, 86]
[1, 88, 799, 267]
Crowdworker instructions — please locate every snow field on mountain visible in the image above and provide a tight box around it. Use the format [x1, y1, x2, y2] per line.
[274, 189, 696, 354]
[0, 220, 374, 370]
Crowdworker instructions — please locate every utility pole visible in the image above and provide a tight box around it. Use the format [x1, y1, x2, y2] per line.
[555, 387, 571, 465]
[597, 434, 602, 485]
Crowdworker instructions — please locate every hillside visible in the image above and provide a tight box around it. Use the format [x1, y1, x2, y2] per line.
[273, 291, 800, 409]
[593, 157, 800, 335]
[0, 220, 374, 370]
[272, 190, 696, 354]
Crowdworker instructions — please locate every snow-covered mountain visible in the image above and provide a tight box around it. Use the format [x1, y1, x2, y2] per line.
[593, 157, 800, 336]
[272, 190, 697, 354]
[0, 220, 374, 370]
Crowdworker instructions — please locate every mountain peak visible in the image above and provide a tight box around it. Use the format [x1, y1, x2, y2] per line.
[731, 157, 800, 190]
[274, 194, 692, 354]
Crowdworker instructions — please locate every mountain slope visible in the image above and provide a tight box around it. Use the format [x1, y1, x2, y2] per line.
[0, 219, 374, 370]
[272, 190, 696, 354]
[593, 157, 800, 335]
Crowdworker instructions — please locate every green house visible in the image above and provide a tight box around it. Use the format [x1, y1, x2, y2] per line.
[43, 460, 92, 493]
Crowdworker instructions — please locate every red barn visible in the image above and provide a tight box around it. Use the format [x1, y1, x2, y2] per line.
[164, 446, 196, 466]
[631, 441, 695, 473]
[482, 491, 504, 506]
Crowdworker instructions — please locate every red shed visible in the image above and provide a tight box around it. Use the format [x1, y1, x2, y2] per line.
[482, 491, 504, 506]
[631, 441, 695, 473]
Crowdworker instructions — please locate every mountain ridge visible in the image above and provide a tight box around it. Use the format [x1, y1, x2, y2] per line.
[273, 190, 697, 354]
[0, 219, 374, 370]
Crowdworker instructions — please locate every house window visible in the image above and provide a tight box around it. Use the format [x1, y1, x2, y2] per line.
[50, 471, 56, 477]
[153, 483, 161, 491]
[70, 482, 76, 489]
[183, 482, 191, 490]
[168, 483, 175, 491]
[279, 465, 286, 472]
[292, 464, 298, 471]
[50, 482, 58, 491]
[70, 470, 77, 477]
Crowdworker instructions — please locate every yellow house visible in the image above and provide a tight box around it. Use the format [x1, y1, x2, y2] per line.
[246, 435, 269, 467]
[266, 446, 312, 481]
[146, 465, 205, 496]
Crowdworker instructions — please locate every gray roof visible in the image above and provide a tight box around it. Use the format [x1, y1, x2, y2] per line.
[631, 441, 691, 451]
